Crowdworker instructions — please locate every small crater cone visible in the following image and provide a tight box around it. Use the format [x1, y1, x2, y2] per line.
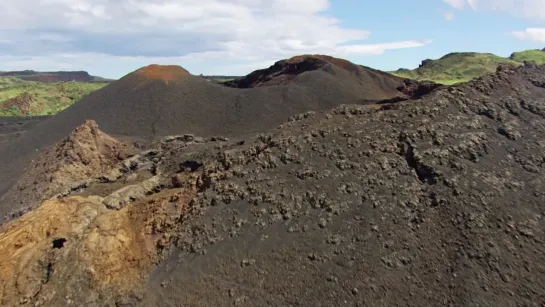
[131, 64, 190, 84]
[285, 54, 360, 72]
[224, 54, 367, 88]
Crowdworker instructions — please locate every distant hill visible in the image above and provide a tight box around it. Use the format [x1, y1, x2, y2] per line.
[392, 49, 545, 84]
[509, 49, 545, 65]
[0, 70, 113, 116]
[0, 70, 113, 83]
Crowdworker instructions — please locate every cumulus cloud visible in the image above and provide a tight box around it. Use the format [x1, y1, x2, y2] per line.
[508, 28, 545, 43]
[443, 0, 545, 19]
[0, 0, 430, 77]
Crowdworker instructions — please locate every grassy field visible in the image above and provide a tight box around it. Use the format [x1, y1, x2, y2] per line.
[391, 52, 523, 85]
[0, 79, 107, 116]
[0, 77, 30, 88]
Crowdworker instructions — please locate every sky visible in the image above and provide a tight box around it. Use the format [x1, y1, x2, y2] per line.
[0, 0, 545, 79]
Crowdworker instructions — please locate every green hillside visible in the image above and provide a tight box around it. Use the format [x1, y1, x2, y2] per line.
[392, 52, 522, 85]
[0, 79, 107, 116]
[509, 49, 545, 65]
[0, 77, 29, 88]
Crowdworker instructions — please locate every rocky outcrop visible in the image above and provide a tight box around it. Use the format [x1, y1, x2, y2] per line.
[5, 120, 133, 216]
[395, 79, 442, 99]
[0, 188, 196, 306]
[418, 58, 433, 68]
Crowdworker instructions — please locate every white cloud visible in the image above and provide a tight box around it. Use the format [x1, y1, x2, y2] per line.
[0, 0, 430, 77]
[37, 33, 74, 42]
[443, 0, 466, 9]
[443, 11, 456, 21]
[508, 28, 545, 43]
[337, 40, 432, 55]
[443, 0, 545, 19]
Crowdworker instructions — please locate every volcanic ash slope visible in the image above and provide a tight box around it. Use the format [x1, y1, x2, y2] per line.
[0, 55, 416, 220]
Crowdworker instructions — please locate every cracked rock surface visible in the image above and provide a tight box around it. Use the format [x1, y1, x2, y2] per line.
[145, 63, 545, 306]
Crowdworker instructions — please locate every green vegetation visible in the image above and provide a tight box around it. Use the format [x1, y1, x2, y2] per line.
[0, 77, 30, 88]
[391, 49, 545, 85]
[509, 49, 545, 65]
[392, 52, 521, 85]
[0, 78, 107, 116]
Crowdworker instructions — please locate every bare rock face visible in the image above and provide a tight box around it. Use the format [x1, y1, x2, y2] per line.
[5, 120, 133, 217]
[395, 79, 443, 99]
[0, 189, 196, 306]
[0, 132, 207, 306]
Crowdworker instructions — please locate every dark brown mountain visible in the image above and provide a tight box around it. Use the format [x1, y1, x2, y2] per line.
[224, 54, 405, 89]
[0, 70, 111, 82]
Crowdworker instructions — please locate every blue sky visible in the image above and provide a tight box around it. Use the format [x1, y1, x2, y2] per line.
[332, 0, 542, 69]
[0, 0, 544, 78]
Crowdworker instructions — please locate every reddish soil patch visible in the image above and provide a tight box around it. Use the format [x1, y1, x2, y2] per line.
[132, 65, 190, 84]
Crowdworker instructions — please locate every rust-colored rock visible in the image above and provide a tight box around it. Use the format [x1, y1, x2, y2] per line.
[131, 64, 191, 86]
[0, 186, 195, 306]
